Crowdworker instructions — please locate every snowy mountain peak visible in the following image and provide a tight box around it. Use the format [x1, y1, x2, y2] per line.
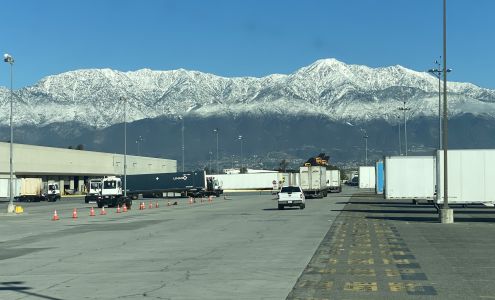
[1, 58, 495, 128]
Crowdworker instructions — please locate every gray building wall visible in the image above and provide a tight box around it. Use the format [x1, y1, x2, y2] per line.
[0, 142, 177, 195]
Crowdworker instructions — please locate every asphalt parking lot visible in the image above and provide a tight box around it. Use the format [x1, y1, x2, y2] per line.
[0, 191, 349, 300]
[288, 189, 495, 300]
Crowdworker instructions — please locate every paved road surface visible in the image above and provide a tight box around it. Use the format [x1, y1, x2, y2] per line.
[0, 191, 349, 299]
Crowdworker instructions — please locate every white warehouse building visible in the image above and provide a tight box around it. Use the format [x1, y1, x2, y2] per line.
[0, 142, 177, 196]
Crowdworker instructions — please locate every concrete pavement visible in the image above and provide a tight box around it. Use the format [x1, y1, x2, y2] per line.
[0, 192, 349, 299]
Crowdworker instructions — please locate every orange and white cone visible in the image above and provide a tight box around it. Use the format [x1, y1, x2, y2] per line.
[123, 203, 128, 212]
[90, 207, 95, 216]
[100, 206, 107, 215]
[149, 201, 153, 209]
[116, 205, 121, 213]
[155, 201, 159, 208]
[72, 208, 78, 219]
[52, 210, 59, 221]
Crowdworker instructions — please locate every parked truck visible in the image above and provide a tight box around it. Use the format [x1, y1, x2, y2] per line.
[96, 176, 132, 208]
[326, 169, 342, 193]
[85, 178, 102, 203]
[125, 171, 223, 200]
[14, 178, 60, 202]
[299, 166, 327, 198]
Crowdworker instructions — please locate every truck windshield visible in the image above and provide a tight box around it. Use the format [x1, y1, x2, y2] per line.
[90, 182, 101, 189]
[281, 186, 301, 193]
[103, 181, 117, 189]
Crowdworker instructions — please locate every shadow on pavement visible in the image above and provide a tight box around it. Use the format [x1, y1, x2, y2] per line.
[0, 281, 63, 300]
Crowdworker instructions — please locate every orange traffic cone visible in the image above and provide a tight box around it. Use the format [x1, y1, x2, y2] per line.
[149, 201, 153, 209]
[72, 208, 78, 219]
[155, 201, 159, 208]
[90, 207, 95, 216]
[140, 202, 145, 210]
[208, 196, 212, 203]
[123, 203, 128, 212]
[116, 205, 121, 213]
[52, 210, 59, 221]
[100, 206, 107, 215]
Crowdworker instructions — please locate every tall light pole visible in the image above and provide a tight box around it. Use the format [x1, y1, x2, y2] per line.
[213, 128, 219, 174]
[238, 135, 243, 171]
[428, 59, 452, 150]
[136, 135, 144, 155]
[440, 0, 453, 223]
[360, 129, 368, 165]
[121, 97, 127, 198]
[178, 116, 185, 172]
[398, 115, 402, 155]
[4, 54, 14, 213]
[398, 101, 411, 155]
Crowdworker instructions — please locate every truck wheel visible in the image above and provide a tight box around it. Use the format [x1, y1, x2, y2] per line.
[278, 204, 284, 210]
[300, 203, 305, 209]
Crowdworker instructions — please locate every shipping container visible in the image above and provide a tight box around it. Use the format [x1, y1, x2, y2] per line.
[375, 161, 384, 194]
[437, 149, 495, 205]
[358, 166, 375, 189]
[384, 156, 436, 200]
[214, 172, 287, 190]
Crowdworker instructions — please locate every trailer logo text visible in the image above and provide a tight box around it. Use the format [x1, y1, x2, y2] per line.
[173, 175, 188, 181]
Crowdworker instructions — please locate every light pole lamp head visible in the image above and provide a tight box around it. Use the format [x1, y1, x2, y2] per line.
[238, 135, 242, 140]
[3, 53, 14, 64]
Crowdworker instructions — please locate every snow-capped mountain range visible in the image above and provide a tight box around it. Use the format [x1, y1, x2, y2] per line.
[1, 58, 495, 128]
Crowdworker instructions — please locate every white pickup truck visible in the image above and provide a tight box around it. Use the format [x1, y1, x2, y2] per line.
[277, 186, 305, 210]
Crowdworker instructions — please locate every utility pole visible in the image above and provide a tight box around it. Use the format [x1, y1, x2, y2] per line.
[398, 115, 402, 155]
[213, 128, 219, 174]
[398, 101, 411, 155]
[122, 97, 127, 198]
[3, 54, 15, 213]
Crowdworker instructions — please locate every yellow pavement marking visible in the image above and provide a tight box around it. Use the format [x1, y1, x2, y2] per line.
[347, 268, 376, 276]
[385, 269, 400, 276]
[388, 282, 422, 292]
[297, 280, 333, 290]
[350, 243, 372, 248]
[344, 282, 378, 292]
[383, 258, 410, 265]
[348, 258, 374, 265]
[306, 267, 337, 274]
[350, 250, 373, 255]
[381, 250, 406, 256]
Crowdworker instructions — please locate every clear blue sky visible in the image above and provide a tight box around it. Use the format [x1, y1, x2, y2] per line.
[0, 0, 494, 89]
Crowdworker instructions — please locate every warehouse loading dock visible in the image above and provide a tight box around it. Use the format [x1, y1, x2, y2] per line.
[0, 142, 176, 197]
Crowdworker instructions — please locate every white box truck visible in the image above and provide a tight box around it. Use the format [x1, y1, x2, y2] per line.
[326, 170, 342, 193]
[436, 149, 495, 206]
[299, 166, 327, 198]
[384, 156, 436, 202]
[358, 166, 375, 189]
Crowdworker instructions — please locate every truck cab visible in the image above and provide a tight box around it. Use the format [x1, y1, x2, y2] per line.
[85, 178, 102, 203]
[96, 176, 132, 208]
[43, 183, 61, 202]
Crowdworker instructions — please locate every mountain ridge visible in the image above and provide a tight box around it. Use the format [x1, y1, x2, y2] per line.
[1, 58, 495, 129]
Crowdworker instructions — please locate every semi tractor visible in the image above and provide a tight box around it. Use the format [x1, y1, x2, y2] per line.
[125, 171, 223, 200]
[85, 178, 103, 203]
[95, 176, 132, 208]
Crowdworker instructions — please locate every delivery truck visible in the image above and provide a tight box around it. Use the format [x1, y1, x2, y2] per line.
[299, 166, 327, 198]
[125, 171, 223, 200]
[14, 178, 60, 202]
[326, 170, 342, 193]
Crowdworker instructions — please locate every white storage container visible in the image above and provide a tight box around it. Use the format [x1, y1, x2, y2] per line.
[359, 166, 375, 189]
[384, 156, 436, 200]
